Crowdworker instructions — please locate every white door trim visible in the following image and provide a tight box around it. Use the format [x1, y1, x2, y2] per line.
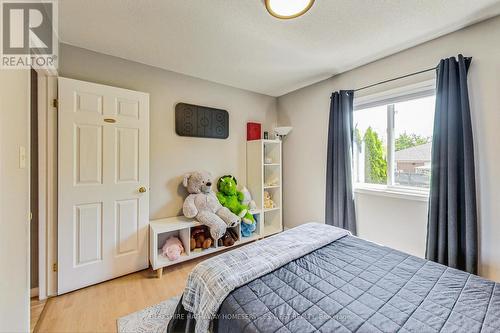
[36, 70, 58, 300]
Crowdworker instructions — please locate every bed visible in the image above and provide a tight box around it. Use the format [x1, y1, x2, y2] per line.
[168, 224, 500, 333]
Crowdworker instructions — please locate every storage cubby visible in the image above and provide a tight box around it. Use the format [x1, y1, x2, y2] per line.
[218, 224, 240, 247]
[264, 209, 282, 236]
[150, 215, 263, 277]
[263, 187, 280, 211]
[190, 225, 216, 254]
[264, 141, 281, 165]
[264, 165, 280, 187]
[156, 228, 190, 264]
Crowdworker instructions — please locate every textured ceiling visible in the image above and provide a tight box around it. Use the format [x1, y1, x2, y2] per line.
[59, 0, 500, 96]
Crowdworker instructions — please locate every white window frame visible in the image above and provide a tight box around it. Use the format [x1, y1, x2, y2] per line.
[353, 79, 436, 201]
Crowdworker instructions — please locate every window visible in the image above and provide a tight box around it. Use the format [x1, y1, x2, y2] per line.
[353, 83, 435, 193]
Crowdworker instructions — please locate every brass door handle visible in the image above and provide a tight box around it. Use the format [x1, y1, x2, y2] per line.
[139, 187, 147, 193]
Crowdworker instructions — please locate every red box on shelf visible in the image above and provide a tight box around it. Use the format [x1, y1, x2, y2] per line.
[247, 122, 261, 141]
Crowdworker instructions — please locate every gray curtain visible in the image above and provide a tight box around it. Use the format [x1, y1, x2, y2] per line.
[426, 55, 478, 274]
[325, 90, 357, 234]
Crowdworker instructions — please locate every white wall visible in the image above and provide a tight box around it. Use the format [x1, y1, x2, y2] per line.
[277, 16, 500, 281]
[0, 70, 30, 332]
[59, 44, 278, 220]
[355, 193, 428, 258]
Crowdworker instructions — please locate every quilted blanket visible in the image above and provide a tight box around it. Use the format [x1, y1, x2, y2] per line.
[181, 223, 351, 333]
[217, 235, 500, 332]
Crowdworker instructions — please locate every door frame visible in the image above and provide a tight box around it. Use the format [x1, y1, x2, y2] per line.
[36, 68, 58, 299]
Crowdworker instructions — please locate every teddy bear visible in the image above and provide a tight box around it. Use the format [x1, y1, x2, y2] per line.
[218, 228, 239, 247]
[217, 175, 255, 224]
[264, 191, 275, 209]
[161, 236, 184, 261]
[190, 226, 213, 251]
[182, 171, 240, 241]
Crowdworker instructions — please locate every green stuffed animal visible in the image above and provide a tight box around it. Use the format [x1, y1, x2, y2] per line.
[217, 175, 255, 225]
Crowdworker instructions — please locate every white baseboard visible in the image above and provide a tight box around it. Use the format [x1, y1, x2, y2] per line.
[31, 287, 39, 298]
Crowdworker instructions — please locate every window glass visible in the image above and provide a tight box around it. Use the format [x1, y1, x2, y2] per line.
[393, 96, 435, 188]
[353, 105, 387, 185]
[353, 94, 435, 190]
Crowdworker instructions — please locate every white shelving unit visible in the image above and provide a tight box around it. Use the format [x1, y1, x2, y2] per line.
[247, 139, 283, 238]
[149, 139, 282, 278]
[150, 214, 262, 278]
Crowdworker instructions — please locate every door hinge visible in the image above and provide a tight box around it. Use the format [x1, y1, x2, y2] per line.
[53, 99, 58, 108]
[53, 263, 58, 272]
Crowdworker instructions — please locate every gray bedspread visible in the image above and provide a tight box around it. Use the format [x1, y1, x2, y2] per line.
[216, 236, 500, 333]
[181, 223, 350, 333]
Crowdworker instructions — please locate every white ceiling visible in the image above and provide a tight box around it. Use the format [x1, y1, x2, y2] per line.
[59, 0, 500, 97]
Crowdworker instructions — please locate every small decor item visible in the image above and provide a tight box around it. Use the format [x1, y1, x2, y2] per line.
[265, 157, 273, 164]
[190, 226, 213, 251]
[247, 122, 262, 141]
[216, 175, 255, 225]
[264, 191, 275, 209]
[175, 103, 229, 139]
[182, 171, 240, 241]
[161, 236, 184, 261]
[264, 131, 269, 139]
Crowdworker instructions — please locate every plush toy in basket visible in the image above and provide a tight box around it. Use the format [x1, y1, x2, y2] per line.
[182, 171, 240, 241]
[190, 226, 213, 252]
[161, 236, 184, 261]
[218, 228, 239, 247]
[216, 175, 256, 237]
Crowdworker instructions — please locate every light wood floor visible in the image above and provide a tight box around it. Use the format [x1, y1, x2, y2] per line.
[31, 297, 46, 333]
[34, 258, 205, 333]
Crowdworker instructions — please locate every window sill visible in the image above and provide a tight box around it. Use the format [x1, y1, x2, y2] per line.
[354, 185, 429, 202]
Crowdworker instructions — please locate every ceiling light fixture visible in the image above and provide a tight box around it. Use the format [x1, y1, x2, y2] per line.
[265, 0, 315, 19]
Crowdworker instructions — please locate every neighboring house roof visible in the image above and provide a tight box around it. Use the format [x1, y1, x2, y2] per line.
[395, 142, 432, 162]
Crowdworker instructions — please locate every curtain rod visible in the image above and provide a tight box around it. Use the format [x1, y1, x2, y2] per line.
[353, 56, 472, 93]
[353, 67, 436, 92]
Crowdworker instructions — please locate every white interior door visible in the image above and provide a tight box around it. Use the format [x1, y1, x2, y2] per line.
[58, 77, 149, 294]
